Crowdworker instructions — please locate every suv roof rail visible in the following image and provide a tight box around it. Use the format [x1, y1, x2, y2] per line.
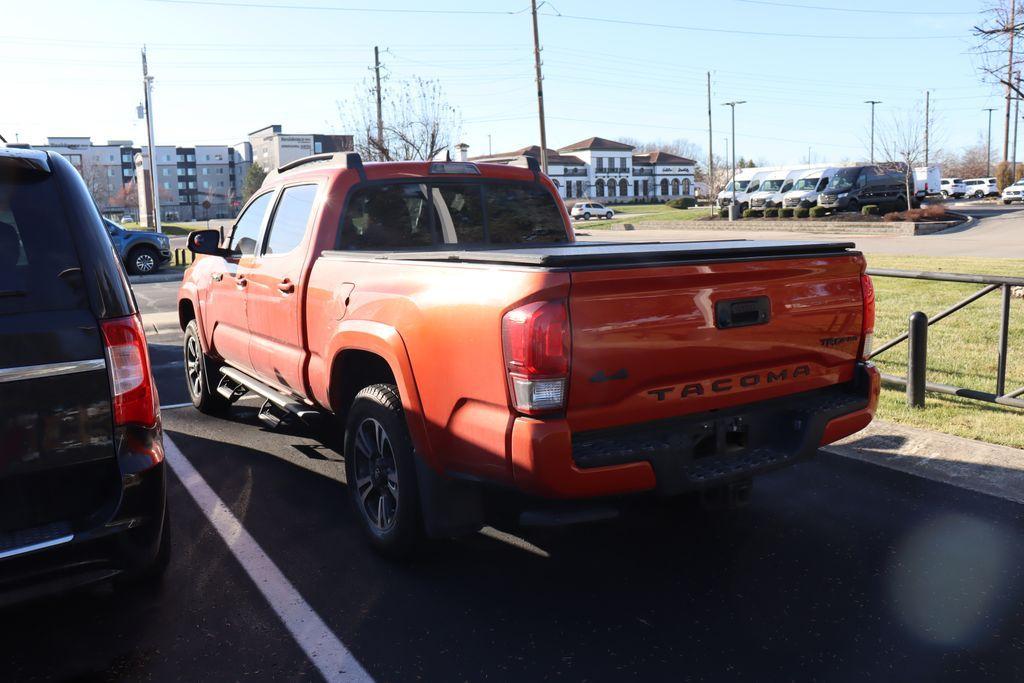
[265, 151, 366, 183]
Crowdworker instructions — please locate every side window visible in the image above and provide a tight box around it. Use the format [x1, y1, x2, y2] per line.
[231, 192, 274, 256]
[264, 184, 317, 256]
[340, 184, 437, 250]
[432, 184, 484, 244]
[816, 177, 829, 192]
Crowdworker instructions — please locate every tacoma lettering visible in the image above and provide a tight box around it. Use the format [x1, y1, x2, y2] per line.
[645, 364, 814, 401]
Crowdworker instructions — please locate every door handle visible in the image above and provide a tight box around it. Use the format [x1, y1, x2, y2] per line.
[277, 279, 295, 294]
[212, 273, 223, 282]
[235, 277, 247, 289]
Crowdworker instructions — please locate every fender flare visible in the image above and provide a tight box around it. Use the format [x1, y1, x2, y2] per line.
[323, 320, 434, 466]
[177, 286, 212, 355]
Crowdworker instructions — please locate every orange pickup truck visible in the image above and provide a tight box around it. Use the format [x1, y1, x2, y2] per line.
[179, 153, 879, 555]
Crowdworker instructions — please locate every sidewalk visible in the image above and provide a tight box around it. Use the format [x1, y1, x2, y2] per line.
[826, 419, 1024, 505]
[141, 310, 182, 335]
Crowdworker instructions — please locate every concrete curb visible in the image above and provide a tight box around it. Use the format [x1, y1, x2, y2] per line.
[825, 419, 1024, 505]
[605, 217, 967, 235]
[129, 271, 185, 285]
[140, 311, 182, 335]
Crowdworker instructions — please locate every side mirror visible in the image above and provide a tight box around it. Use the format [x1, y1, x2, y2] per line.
[187, 229, 231, 256]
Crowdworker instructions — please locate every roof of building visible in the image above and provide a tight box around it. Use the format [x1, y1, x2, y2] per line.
[470, 145, 586, 166]
[632, 151, 698, 166]
[558, 136, 635, 152]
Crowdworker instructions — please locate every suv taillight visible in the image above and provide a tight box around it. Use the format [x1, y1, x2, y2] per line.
[501, 300, 570, 414]
[860, 273, 875, 359]
[100, 314, 158, 427]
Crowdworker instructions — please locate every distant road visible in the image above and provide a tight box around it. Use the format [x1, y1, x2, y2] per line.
[577, 204, 1024, 258]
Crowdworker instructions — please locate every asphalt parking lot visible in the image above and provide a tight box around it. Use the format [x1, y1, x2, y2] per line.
[5, 286, 1024, 681]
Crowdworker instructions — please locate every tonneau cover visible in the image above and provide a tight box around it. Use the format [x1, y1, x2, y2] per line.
[322, 239, 857, 267]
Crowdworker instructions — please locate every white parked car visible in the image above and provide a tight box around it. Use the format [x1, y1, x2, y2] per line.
[1001, 180, 1024, 204]
[963, 177, 998, 198]
[939, 178, 966, 199]
[571, 202, 614, 220]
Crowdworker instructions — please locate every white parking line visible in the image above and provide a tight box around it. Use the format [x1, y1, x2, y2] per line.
[160, 402, 194, 410]
[163, 436, 373, 683]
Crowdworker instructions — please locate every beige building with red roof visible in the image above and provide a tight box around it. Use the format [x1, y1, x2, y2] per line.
[469, 136, 696, 203]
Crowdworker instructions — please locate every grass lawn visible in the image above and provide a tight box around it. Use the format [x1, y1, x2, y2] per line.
[121, 221, 206, 236]
[574, 203, 714, 227]
[864, 254, 1024, 448]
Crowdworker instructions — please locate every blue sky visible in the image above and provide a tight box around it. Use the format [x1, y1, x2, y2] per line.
[2, 0, 1005, 165]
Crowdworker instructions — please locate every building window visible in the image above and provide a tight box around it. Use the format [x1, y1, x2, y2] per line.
[187, 154, 195, 162]
[682, 178, 691, 195]
[205, 154, 211, 161]
[660, 178, 669, 196]
[218, 168, 224, 174]
[161, 168, 169, 176]
[575, 180, 583, 198]
[643, 179, 649, 196]
[619, 158, 627, 171]
[202, 167, 209, 175]
[608, 180, 616, 198]
[188, 168, 196, 176]
[163, 154, 171, 162]
[671, 178, 680, 195]
[123, 168, 133, 177]
[107, 168, 115, 177]
[178, 181, 185, 190]
[619, 178, 628, 196]
[595, 178, 605, 197]
[596, 157, 604, 171]
[218, 181, 225, 187]
[162, 181, 171, 190]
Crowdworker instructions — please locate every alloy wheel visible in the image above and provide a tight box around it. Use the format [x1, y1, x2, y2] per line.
[185, 334, 203, 398]
[136, 252, 156, 273]
[352, 417, 400, 533]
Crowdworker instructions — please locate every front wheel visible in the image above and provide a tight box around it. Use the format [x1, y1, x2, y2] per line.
[941, 190, 949, 199]
[583, 212, 591, 220]
[1004, 200, 1012, 205]
[345, 384, 421, 558]
[605, 211, 613, 219]
[975, 190, 984, 198]
[184, 320, 230, 414]
[128, 246, 160, 275]
[846, 200, 859, 213]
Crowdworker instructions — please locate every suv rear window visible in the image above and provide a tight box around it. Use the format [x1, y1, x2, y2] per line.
[0, 165, 87, 314]
[339, 181, 566, 250]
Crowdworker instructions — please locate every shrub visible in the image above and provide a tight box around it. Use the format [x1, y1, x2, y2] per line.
[718, 207, 729, 218]
[883, 205, 953, 222]
[861, 204, 880, 216]
[794, 207, 810, 218]
[764, 207, 779, 218]
[809, 206, 828, 218]
[742, 209, 763, 218]
[779, 208, 794, 218]
[667, 197, 697, 209]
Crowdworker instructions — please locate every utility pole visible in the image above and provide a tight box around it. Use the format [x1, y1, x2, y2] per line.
[1014, 73, 1022, 181]
[722, 100, 745, 221]
[985, 107, 997, 176]
[373, 46, 384, 157]
[1005, 0, 1017, 164]
[706, 72, 714, 217]
[530, 0, 549, 174]
[488, 134, 492, 156]
[865, 100, 881, 164]
[924, 90, 930, 166]
[141, 46, 162, 234]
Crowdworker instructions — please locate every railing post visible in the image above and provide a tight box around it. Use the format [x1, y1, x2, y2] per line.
[997, 284, 1011, 397]
[907, 311, 928, 408]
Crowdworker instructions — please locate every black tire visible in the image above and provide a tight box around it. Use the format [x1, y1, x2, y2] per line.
[605, 211, 613, 219]
[344, 384, 421, 558]
[975, 190, 984, 198]
[941, 190, 949, 199]
[184, 320, 230, 414]
[583, 212, 591, 220]
[846, 199, 859, 213]
[1004, 200, 1012, 205]
[128, 245, 160, 275]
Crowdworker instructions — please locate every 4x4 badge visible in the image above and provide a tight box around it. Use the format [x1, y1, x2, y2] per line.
[590, 368, 628, 383]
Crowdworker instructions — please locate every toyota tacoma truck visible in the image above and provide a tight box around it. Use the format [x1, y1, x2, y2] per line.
[178, 153, 880, 556]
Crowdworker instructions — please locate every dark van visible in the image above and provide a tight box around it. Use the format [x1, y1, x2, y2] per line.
[0, 148, 168, 604]
[818, 165, 914, 212]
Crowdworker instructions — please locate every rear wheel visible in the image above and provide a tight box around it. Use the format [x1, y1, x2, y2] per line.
[583, 212, 591, 220]
[184, 320, 230, 414]
[605, 211, 613, 219]
[941, 190, 949, 199]
[128, 246, 160, 275]
[344, 384, 421, 558]
[846, 199, 859, 213]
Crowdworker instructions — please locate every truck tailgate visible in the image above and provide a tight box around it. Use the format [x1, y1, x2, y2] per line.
[566, 254, 865, 432]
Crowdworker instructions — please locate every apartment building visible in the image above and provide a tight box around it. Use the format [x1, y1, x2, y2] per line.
[470, 136, 697, 203]
[248, 124, 353, 172]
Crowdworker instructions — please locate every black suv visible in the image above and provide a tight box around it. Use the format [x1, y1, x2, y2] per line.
[0, 147, 168, 604]
[818, 165, 915, 212]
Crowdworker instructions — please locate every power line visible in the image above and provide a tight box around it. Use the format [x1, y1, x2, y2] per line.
[733, 0, 977, 16]
[144, 0, 528, 14]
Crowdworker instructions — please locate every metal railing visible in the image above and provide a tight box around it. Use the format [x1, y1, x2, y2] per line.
[865, 268, 1024, 409]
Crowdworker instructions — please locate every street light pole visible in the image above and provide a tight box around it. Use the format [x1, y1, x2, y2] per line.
[985, 107, 997, 176]
[529, 0, 549, 175]
[722, 100, 745, 221]
[141, 46, 162, 234]
[865, 100, 881, 164]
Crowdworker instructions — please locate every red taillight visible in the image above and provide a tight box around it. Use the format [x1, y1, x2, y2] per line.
[501, 300, 570, 414]
[860, 273, 876, 359]
[100, 314, 158, 427]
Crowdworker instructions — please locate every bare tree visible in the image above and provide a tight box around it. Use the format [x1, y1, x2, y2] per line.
[973, 0, 1023, 162]
[878, 109, 925, 211]
[341, 76, 461, 161]
[618, 137, 703, 161]
[79, 161, 116, 207]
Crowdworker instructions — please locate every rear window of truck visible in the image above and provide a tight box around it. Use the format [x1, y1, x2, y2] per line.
[339, 181, 567, 250]
[0, 164, 88, 314]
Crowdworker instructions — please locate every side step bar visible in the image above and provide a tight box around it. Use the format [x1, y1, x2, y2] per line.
[218, 366, 320, 424]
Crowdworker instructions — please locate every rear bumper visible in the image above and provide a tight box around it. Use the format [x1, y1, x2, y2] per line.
[510, 363, 880, 499]
[0, 460, 167, 605]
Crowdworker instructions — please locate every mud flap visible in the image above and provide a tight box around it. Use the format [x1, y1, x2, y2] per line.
[413, 457, 484, 539]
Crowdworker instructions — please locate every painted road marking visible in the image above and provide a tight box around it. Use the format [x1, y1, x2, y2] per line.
[163, 436, 373, 683]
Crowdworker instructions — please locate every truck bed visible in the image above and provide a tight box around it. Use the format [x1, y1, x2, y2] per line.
[322, 239, 858, 268]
